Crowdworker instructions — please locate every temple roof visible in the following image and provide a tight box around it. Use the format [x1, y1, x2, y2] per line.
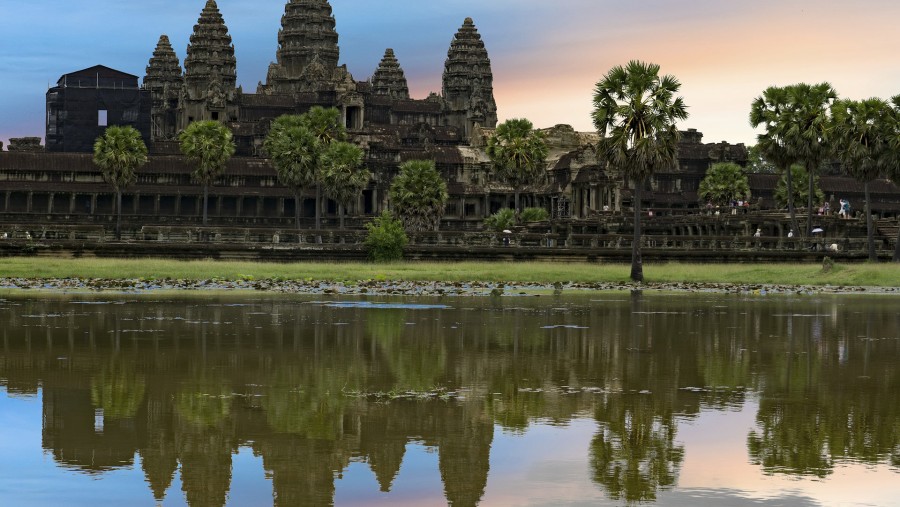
[371, 49, 410, 100]
[184, 0, 236, 85]
[144, 35, 183, 91]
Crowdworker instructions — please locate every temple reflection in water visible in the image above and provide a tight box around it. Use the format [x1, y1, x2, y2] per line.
[1, 293, 898, 505]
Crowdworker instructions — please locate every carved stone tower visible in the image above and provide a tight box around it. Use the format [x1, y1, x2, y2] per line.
[144, 35, 183, 141]
[442, 18, 498, 140]
[261, 0, 341, 94]
[371, 49, 410, 100]
[180, 0, 238, 128]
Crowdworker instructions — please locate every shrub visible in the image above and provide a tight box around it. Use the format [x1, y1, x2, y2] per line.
[484, 208, 516, 231]
[365, 211, 407, 262]
[520, 207, 549, 222]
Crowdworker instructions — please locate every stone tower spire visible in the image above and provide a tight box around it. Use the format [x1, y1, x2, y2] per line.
[181, 0, 238, 128]
[144, 35, 183, 140]
[442, 18, 498, 139]
[262, 0, 341, 94]
[371, 49, 409, 99]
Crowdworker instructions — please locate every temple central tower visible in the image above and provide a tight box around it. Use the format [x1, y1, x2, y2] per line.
[442, 18, 498, 139]
[261, 0, 342, 94]
[180, 0, 238, 127]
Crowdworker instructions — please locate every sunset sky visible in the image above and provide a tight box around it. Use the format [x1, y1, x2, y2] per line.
[1, 0, 898, 149]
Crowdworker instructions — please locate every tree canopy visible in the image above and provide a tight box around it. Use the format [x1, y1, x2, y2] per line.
[389, 160, 448, 232]
[93, 125, 148, 239]
[486, 118, 548, 212]
[179, 121, 236, 225]
[698, 162, 750, 207]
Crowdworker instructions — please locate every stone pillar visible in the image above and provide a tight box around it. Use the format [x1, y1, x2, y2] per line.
[154, 195, 160, 215]
[69, 193, 76, 214]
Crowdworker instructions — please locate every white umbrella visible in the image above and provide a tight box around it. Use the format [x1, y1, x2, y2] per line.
[502, 229, 512, 234]
[811, 227, 824, 233]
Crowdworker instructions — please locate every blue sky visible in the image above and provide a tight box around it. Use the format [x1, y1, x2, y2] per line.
[2, 0, 899, 149]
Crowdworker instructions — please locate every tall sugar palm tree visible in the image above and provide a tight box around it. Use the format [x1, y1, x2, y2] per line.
[783, 83, 838, 238]
[889, 95, 900, 262]
[592, 60, 688, 282]
[831, 98, 894, 262]
[179, 121, 235, 225]
[320, 141, 368, 229]
[263, 115, 319, 230]
[93, 125, 148, 240]
[486, 118, 548, 213]
[300, 106, 346, 230]
[750, 86, 801, 237]
[389, 160, 448, 232]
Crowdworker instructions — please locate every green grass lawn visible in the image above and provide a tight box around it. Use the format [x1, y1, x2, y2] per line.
[1, 257, 898, 287]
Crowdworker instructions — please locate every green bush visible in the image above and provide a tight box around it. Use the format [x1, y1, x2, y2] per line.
[520, 207, 549, 222]
[484, 208, 516, 231]
[365, 210, 408, 262]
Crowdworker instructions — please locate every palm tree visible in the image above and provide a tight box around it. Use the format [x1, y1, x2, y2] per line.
[774, 164, 823, 210]
[783, 83, 838, 238]
[179, 121, 235, 225]
[320, 141, 368, 229]
[389, 160, 448, 232]
[263, 115, 318, 230]
[750, 86, 801, 237]
[889, 95, 900, 262]
[301, 106, 346, 229]
[592, 60, 688, 282]
[93, 125, 148, 240]
[832, 98, 894, 261]
[698, 162, 750, 207]
[486, 118, 548, 213]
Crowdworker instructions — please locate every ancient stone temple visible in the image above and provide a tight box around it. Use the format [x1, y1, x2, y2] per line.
[259, 0, 343, 95]
[442, 18, 499, 139]
[143, 35, 183, 141]
[371, 49, 410, 100]
[179, 0, 238, 128]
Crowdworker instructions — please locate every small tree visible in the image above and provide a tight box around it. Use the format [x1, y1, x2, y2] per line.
[320, 141, 368, 229]
[301, 106, 346, 230]
[486, 118, 548, 211]
[520, 207, 549, 222]
[179, 121, 235, 225]
[365, 210, 407, 262]
[484, 208, 516, 232]
[389, 160, 448, 232]
[698, 162, 750, 207]
[93, 126, 148, 240]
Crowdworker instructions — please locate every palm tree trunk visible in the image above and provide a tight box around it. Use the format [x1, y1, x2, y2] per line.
[893, 220, 900, 262]
[514, 190, 520, 214]
[785, 166, 800, 239]
[339, 203, 345, 229]
[865, 181, 876, 262]
[631, 180, 644, 282]
[294, 191, 301, 230]
[115, 190, 122, 240]
[202, 184, 209, 226]
[315, 184, 322, 243]
[806, 163, 815, 240]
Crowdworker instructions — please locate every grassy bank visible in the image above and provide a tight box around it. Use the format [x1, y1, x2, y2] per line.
[1, 257, 899, 287]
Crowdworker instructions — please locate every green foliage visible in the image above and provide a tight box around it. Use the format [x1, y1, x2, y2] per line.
[389, 160, 448, 232]
[698, 162, 750, 206]
[179, 120, 236, 186]
[484, 208, 516, 231]
[831, 98, 894, 183]
[320, 141, 368, 228]
[93, 125, 148, 192]
[300, 105, 346, 144]
[746, 144, 777, 174]
[486, 118, 548, 209]
[774, 165, 824, 208]
[263, 115, 319, 197]
[365, 210, 407, 262]
[520, 207, 549, 222]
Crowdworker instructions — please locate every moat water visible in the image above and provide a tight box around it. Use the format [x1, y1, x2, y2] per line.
[1, 292, 898, 506]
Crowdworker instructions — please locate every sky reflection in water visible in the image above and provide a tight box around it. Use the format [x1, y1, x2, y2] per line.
[0, 292, 898, 506]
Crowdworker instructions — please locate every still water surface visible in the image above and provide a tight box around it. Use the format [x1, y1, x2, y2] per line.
[1, 292, 898, 506]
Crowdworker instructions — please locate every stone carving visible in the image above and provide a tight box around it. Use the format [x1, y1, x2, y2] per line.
[442, 18, 498, 137]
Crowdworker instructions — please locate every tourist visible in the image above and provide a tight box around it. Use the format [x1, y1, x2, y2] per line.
[787, 229, 794, 238]
[753, 228, 761, 238]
